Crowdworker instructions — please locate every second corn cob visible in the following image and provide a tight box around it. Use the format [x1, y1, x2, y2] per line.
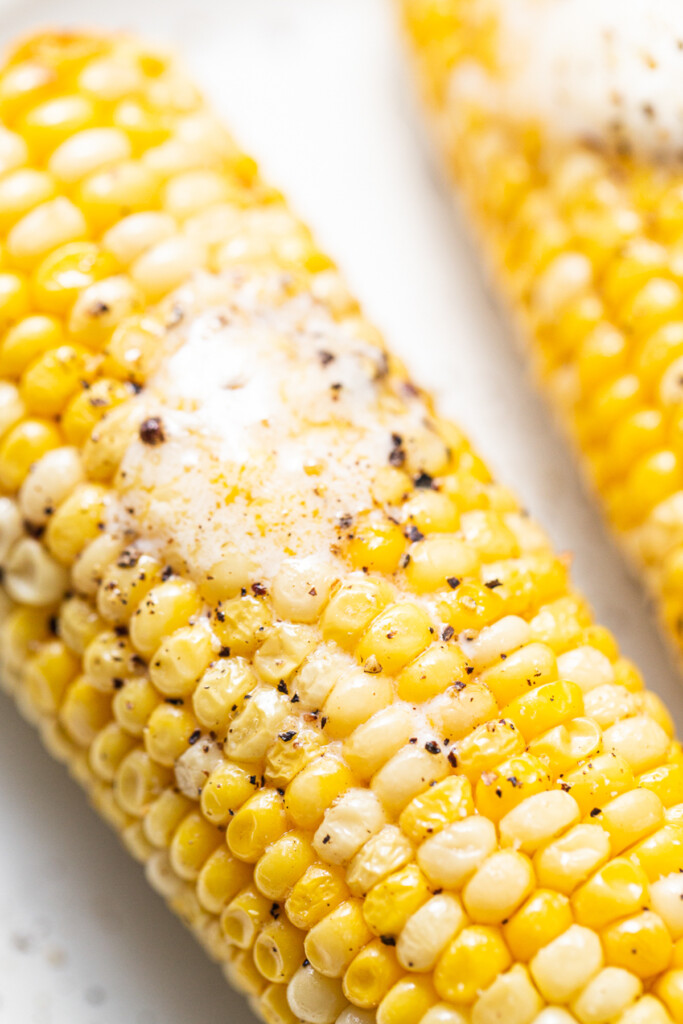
[1, 26, 683, 1024]
[401, 0, 683, 668]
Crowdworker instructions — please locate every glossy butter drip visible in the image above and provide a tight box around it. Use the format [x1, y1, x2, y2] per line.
[451, 0, 683, 159]
[108, 271, 427, 582]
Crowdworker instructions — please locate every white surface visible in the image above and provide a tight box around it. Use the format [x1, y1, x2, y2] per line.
[0, 1, 679, 1022]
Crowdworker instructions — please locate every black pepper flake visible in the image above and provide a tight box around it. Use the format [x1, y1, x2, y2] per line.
[337, 513, 353, 530]
[590, 807, 602, 818]
[277, 681, 289, 694]
[165, 697, 184, 705]
[269, 903, 281, 920]
[302, 959, 310, 968]
[278, 730, 296, 742]
[452, 680, 466, 692]
[388, 433, 406, 467]
[380, 935, 396, 946]
[48, 614, 58, 635]
[188, 729, 201, 745]
[485, 578, 502, 589]
[425, 741, 441, 755]
[317, 350, 335, 365]
[139, 416, 166, 445]
[506, 775, 521, 788]
[441, 624, 455, 642]
[320, 716, 328, 729]
[405, 525, 424, 543]
[112, 678, 124, 690]
[116, 549, 137, 568]
[219, 646, 231, 657]
[321, 834, 331, 845]
[447, 750, 458, 768]
[414, 471, 434, 489]
[465, 665, 474, 674]
[446, 576, 460, 590]
[252, 581, 267, 596]
[409, 736, 418, 744]
[249, 775, 257, 786]
[291, 693, 300, 704]
[161, 565, 173, 581]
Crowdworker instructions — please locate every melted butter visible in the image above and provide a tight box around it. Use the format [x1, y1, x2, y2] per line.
[108, 271, 427, 582]
[451, 0, 683, 160]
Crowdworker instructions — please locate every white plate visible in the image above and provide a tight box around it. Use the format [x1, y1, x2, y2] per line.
[0, 1, 679, 1022]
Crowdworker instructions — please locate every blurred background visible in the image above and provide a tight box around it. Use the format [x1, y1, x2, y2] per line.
[0, 1, 679, 1022]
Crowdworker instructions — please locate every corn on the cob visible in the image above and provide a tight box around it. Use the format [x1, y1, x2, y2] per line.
[400, 0, 683, 668]
[1, 25, 683, 1024]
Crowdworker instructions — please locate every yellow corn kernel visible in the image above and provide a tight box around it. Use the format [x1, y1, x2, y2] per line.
[196, 846, 252, 916]
[377, 977, 438, 1024]
[78, 160, 159, 232]
[144, 703, 198, 767]
[21, 94, 97, 159]
[227, 789, 287, 864]
[254, 918, 306, 984]
[285, 756, 354, 831]
[112, 676, 161, 737]
[201, 762, 257, 826]
[323, 667, 393, 739]
[97, 551, 162, 626]
[475, 752, 551, 822]
[89, 721, 136, 782]
[129, 577, 201, 658]
[480, 642, 557, 706]
[503, 680, 584, 741]
[528, 717, 602, 775]
[45, 482, 109, 564]
[114, 747, 170, 817]
[503, 889, 573, 962]
[426, 680, 499, 744]
[356, 602, 434, 675]
[149, 623, 215, 699]
[453, 718, 525, 781]
[372, 744, 449, 818]
[396, 642, 471, 702]
[211, 593, 272, 658]
[254, 831, 317, 902]
[629, 824, 683, 882]
[23, 638, 79, 713]
[102, 313, 165, 385]
[0, 417, 60, 491]
[572, 858, 650, 930]
[561, 753, 635, 816]
[402, 490, 459, 533]
[343, 939, 403, 1009]
[435, 926, 511, 1004]
[285, 863, 348, 930]
[305, 900, 373, 978]
[399, 776, 473, 844]
[169, 810, 222, 881]
[598, 788, 664, 853]
[59, 675, 111, 746]
[0, 314, 62, 377]
[346, 510, 406, 574]
[602, 911, 673, 978]
[143, 788, 193, 848]
[321, 578, 393, 650]
[498, 789, 581, 852]
[363, 864, 430, 939]
[436, 580, 505, 633]
[404, 535, 477, 593]
[639, 763, 683, 808]
[32, 241, 118, 314]
[221, 885, 272, 950]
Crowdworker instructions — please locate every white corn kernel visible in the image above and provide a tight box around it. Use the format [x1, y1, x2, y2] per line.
[473, 965, 543, 1024]
[463, 850, 534, 924]
[459, 615, 530, 670]
[418, 815, 497, 890]
[19, 447, 84, 527]
[7, 197, 87, 265]
[499, 790, 580, 852]
[4, 537, 69, 605]
[371, 744, 449, 817]
[397, 894, 464, 972]
[271, 556, 335, 623]
[313, 788, 386, 865]
[420, 1005, 470, 1024]
[602, 715, 670, 773]
[252, 622, 318, 686]
[292, 643, 351, 709]
[287, 965, 347, 1024]
[103, 211, 177, 266]
[0, 496, 22, 563]
[226, 686, 289, 761]
[343, 703, 415, 779]
[531, 926, 603, 1003]
[556, 646, 614, 694]
[346, 824, 414, 897]
[49, 127, 131, 183]
[175, 737, 224, 800]
[131, 236, 205, 300]
[0, 381, 25, 437]
[650, 873, 683, 939]
[570, 967, 641, 1024]
[583, 684, 638, 728]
